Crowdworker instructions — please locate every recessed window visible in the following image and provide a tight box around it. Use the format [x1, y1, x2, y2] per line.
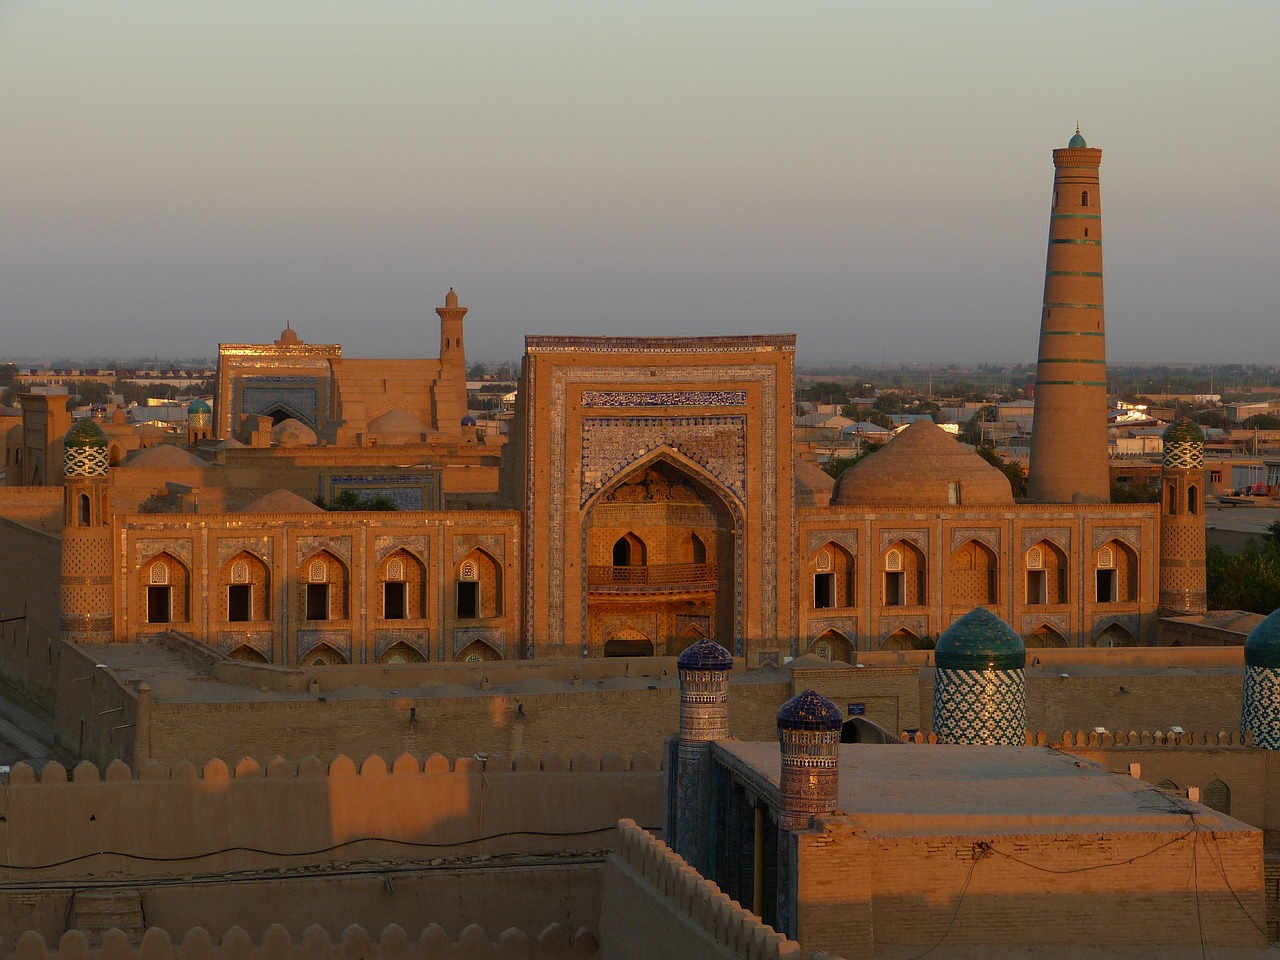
[947, 481, 961, 505]
[1081, 190, 1090, 207]
[306, 583, 329, 621]
[147, 586, 172, 623]
[457, 581, 479, 619]
[814, 572, 835, 609]
[384, 582, 407, 620]
[228, 584, 252, 622]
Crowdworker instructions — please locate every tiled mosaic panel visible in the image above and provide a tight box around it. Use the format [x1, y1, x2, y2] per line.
[579, 390, 748, 408]
[1242, 665, 1280, 750]
[1163, 439, 1204, 470]
[933, 667, 1026, 745]
[241, 377, 321, 429]
[65, 446, 108, 477]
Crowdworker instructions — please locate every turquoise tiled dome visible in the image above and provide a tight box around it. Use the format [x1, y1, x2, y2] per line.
[936, 607, 1026, 671]
[777, 689, 842, 732]
[187, 397, 212, 415]
[64, 418, 108, 450]
[677, 636, 733, 672]
[1163, 418, 1204, 443]
[1245, 609, 1280, 669]
[1068, 128, 1087, 148]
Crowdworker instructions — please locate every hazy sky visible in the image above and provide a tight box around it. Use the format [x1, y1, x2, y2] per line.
[2, 3, 1277, 366]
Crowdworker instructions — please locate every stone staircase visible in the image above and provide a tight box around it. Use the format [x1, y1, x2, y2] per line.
[69, 888, 146, 944]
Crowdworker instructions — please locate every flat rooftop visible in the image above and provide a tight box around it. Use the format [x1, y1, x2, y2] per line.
[714, 741, 1252, 837]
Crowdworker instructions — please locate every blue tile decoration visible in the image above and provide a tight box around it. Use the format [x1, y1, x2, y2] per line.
[240, 376, 321, 429]
[1242, 608, 1280, 749]
[677, 636, 734, 672]
[329, 474, 435, 510]
[580, 390, 748, 408]
[777, 689, 843, 732]
[933, 607, 1026, 745]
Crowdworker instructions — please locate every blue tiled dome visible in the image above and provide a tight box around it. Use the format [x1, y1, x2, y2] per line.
[777, 690, 842, 732]
[936, 607, 1025, 671]
[461, 414, 478, 426]
[1162, 417, 1204, 443]
[187, 397, 211, 415]
[677, 637, 733, 672]
[1245, 609, 1280, 669]
[64, 418, 108, 449]
[1068, 128, 1087, 148]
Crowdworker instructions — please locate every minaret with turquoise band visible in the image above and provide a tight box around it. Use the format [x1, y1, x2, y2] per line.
[1027, 126, 1110, 504]
[1242, 609, 1280, 749]
[932, 607, 1027, 745]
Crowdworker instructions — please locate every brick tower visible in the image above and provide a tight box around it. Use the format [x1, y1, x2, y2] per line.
[60, 418, 114, 643]
[1158, 418, 1207, 614]
[435, 288, 469, 436]
[1027, 127, 1110, 504]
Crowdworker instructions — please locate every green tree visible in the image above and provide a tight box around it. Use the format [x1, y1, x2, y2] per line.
[1206, 544, 1280, 614]
[821, 441, 884, 479]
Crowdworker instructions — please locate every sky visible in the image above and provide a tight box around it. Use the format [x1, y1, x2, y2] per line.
[1, 3, 1277, 366]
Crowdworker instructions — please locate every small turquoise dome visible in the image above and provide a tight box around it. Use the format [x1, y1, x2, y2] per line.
[1245, 609, 1280, 669]
[187, 397, 211, 415]
[677, 636, 733, 672]
[64, 418, 108, 450]
[1068, 128, 1087, 148]
[461, 414, 477, 426]
[935, 607, 1026, 671]
[1163, 417, 1204, 443]
[777, 689, 842, 732]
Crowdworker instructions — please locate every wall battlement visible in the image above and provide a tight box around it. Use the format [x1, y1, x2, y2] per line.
[899, 729, 1255, 748]
[2, 923, 598, 960]
[606, 819, 839, 960]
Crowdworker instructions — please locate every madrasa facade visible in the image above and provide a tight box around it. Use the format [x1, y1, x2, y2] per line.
[53, 131, 1205, 666]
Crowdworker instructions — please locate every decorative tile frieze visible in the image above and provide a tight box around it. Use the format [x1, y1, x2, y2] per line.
[452, 534, 506, 565]
[375, 629, 430, 659]
[374, 536, 429, 564]
[1091, 614, 1140, 645]
[807, 530, 858, 557]
[1092, 526, 1141, 553]
[879, 615, 929, 640]
[296, 536, 352, 568]
[134, 538, 193, 569]
[1021, 612, 1070, 637]
[216, 537, 273, 567]
[602, 614, 659, 643]
[216, 631, 273, 658]
[808, 616, 858, 640]
[950, 527, 1000, 555]
[453, 626, 505, 657]
[580, 390, 748, 408]
[879, 529, 929, 556]
[296, 629, 351, 660]
[1021, 527, 1070, 555]
[579, 416, 747, 509]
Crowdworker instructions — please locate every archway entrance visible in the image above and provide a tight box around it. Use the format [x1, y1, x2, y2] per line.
[584, 457, 736, 657]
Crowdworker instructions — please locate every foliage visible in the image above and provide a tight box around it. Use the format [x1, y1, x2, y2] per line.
[313, 490, 399, 511]
[1110, 482, 1161, 503]
[973, 444, 1027, 498]
[820, 441, 883, 479]
[1242, 413, 1280, 430]
[1206, 543, 1280, 615]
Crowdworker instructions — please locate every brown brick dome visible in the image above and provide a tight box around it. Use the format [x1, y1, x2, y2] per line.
[830, 420, 1014, 507]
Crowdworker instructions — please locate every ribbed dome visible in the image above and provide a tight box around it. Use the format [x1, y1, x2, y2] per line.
[830, 420, 1013, 507]
[65, 418, 108, 450]
[1163, 418, 1204, 444]
[1245, 609, 1280, 669]
[187, 397, 211, 415]
[777, 690, 842, 732]
[677, 637, 733, 672]
[936, 607, 1026, 671]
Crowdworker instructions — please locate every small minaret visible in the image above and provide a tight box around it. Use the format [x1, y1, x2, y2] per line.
[59, 418, 114, 643]
[1241, 609, 1280, 749]
[1027, 127, 1111, 504]
[186, 397, 212, 448]
[435, 287, 469, 435]
[932, 607, 1026, 745]
[1159, 418, 1207, 614]
[665, 637, 733, 875]
[775, 689, 842, 831]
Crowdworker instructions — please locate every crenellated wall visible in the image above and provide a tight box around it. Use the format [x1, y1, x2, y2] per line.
[0, 923, 598, 960]
[599, 819, 840, 960]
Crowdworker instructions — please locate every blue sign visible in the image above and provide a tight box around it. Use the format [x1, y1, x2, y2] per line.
[847, 703, 865, 716]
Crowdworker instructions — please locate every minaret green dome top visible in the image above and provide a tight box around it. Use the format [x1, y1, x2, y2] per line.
[935, 607, 1026, 671]
[187, 397, 211, 415]
[64, 417, 108, 450]
[1163, 417, 1204, 443]
[1068, 126, 1087, 148]
[1245, 608, 1280, 669]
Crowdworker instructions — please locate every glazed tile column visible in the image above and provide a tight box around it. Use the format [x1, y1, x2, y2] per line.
[1241, 609, 1280, 748]
[1159, 419, 1208, 614]
[931, 607, 1026, 745]
[1027, 128, 1110, 504]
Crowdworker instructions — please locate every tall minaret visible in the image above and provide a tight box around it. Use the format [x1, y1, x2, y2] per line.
[1158, 418, 1207, 615]
[435, 287, 469, 435]
[60, 418, 115, 643]
[1027, 127, 1110, 503]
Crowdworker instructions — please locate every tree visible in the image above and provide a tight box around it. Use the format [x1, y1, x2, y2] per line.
[821, 441, 883, 479]
[1207, 544, 1280, 614]
[973, 444, 1027, 498]
[1242, 414, 1280, 430]
[314, 490, 399, 511]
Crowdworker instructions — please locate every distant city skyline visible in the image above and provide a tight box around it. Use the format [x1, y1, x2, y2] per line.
[2, 3, 1277, 365]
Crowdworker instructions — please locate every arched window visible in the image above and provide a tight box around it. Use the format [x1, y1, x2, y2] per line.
[78, 493, 91, 526]
[1081, 190, 1090, 207]
[1188, 485, 1199, 515]
[885, 548, 903, 572]
[1026, 546, 1044, 570]
[1097, 545, 1115, 569]
[147, 560, 172, 623]
[309, 559, 327, 583]
[691, 533, 707, 564]
[387, 557, 404, 581]
[150, 563, 170, 585]
[1166, 483, 1177, 514]
[231, 560, 249, 584]
[816, 549, 833, 572]
[1201, 778, 1230, 816]
[460, 559, 477, 581]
